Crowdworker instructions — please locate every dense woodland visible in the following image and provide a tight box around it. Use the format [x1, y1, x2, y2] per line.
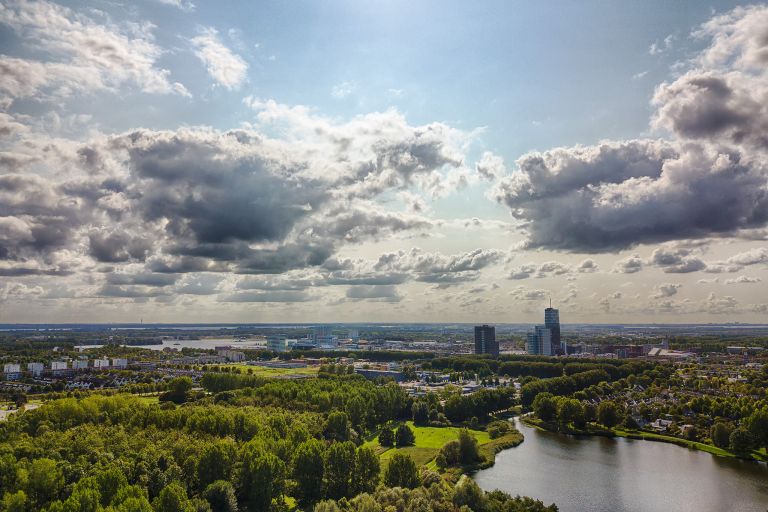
[0, 368, 554, 512]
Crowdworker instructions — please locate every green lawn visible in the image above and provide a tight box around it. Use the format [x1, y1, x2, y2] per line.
[218, 364, 319, 378]
[364, 421, 495, 470]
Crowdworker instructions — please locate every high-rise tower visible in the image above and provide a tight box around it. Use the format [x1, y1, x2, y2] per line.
[474, 325, 498, 356]
[544, 300, 561, 353]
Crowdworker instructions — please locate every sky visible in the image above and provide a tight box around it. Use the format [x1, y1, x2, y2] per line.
[0, 0, 767, 324]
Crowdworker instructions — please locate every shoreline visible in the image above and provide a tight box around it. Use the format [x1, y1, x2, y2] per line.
[521, 416, 768, 463]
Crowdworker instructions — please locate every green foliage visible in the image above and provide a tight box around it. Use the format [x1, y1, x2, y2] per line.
[352, 446, 380, 495]
[324, 441, 356, 500]
[383, 453, 419, 489]
[324, 412, 351, 442]
[292, 439, 325, 506]
[378, 428, 394, 447]
[202, 481, 238, 512]
[153, 482, 195, 512]
[487, 420, 512, 439]
[710, 422, 733, 449]
[597, 401, 621, 428]
[411, 401, 429, 426]
[729, 427, 754, 455]
[532, 392, 557, 422]
[395, 424, 415, 447]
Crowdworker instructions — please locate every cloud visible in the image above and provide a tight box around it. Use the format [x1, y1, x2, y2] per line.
[725, 248, 768, 266]
[724, 275, 761, 284]
[155, 0, 195, 11]
[509, 286, 547, 302]
[652, 283, 682, 298]
[507, 261, 575, 280]
[192, 28, 248, 89]
[331, 81, 356, 99]
[475, 151, 505, 181]
[649, 248, 707, 273]
[345, 285, 401, 302]
[577, 259, 598, 273]
[0, 0, 189, 102]
[375, 248, 504, 285]
[612, 255, 643, 274]
[649, 34, 675, 55]
[219, 290, 313, 302]
[492, 6, 768, 252]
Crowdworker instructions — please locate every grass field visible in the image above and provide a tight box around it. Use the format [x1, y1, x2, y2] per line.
[364, 421, 498, 470]
[218, 364, 319, 378]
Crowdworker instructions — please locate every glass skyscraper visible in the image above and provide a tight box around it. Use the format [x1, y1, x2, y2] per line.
[545, 305, 561, 353]
[474, 325, 498, 356]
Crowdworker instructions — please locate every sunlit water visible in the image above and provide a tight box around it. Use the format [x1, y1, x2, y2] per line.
[474, 418, 768, 512]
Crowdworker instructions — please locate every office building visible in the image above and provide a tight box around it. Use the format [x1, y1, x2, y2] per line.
[526, 325, 553, 356]
[474, 325, 499, 356]
[27, 362, 44, 377]
[267, 335, 288, 352]
[545, 304, 562, 353]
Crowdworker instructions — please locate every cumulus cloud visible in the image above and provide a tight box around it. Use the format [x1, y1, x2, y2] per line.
[652, 283, 682, 298]
[612, 255, 643, 274]
[724, 275, 761, 284]
[475, 151, 505, 181]
[374, 248, 504, 285]
[492, 6, 768, 252]
[649, 248, 707, 273]
[192, 28, 248, 89]
[0, 0, 189, 102]
[507, 261, 575, 280]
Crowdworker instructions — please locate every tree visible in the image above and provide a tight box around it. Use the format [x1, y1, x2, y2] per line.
[557, 398, 584, 428]
[324, 441, 356, 500]
[345, 396, 368, 431]
[197, 440, 236, 489]
[239, 446, 286, 511]
[383, 453, 419, 489]
[710, 422, 732, 449]
[27, 458, 63, 506]
[597, 401, 620, 428]
[453, 477, 487, 512]
[395, 424, 415, 447]
[729, 427, 754, 455]
[411, 401, 429, 426]
[352, 446, 380, 495]
[153, 482, 195, 512]
[1, 491, 27, 512]
[532, 393, 557, 422]
[745, 409, 768, 451]
[458, 429, 480, 464]
[324, 412, 350, 442]
[203, 481, 238, 512]
[292, 439, 325, 506]
[161, 377, 193, 404]
[378, 428, 394, 447]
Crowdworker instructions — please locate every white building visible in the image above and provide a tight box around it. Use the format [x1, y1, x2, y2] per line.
[72, 360, 89, 370]
[112, 358, 128, 369]
[94, 358, 110, 369]
[267, 335, 288, 352]
[218, 350, 245, 362]
[27, 362, 44, 377]
[4, 364, 21, 380]
[51, 361, 68, 371]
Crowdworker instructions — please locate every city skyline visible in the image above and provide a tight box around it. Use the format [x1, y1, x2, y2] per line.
[1, 1, 767, 323]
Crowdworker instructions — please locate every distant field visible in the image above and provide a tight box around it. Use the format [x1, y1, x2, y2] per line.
[218, 364, 320, 378]
[364, 421, 492, 469]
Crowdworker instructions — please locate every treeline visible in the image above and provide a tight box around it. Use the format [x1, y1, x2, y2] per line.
[425, 356, 654, 380]
[521, 369, 612, 407]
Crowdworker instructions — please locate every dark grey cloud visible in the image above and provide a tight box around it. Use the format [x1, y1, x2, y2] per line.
[650, 248, 707, 273]
[345, 285, 402, 302]
[89, 231, 151, 263]
[218, 290, 313, 302]
[106, 273, 179, 287]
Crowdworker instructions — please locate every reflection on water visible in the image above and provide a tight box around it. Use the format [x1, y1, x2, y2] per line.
[474, 418, 768, 512]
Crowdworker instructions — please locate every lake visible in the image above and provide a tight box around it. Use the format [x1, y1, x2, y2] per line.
[474, 418, 768, 512]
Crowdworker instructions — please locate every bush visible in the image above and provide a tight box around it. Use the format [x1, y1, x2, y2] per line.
[487, 420, 512, 439]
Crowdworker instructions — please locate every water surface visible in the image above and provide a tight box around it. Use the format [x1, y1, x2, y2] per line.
[474, 418, 768, 512]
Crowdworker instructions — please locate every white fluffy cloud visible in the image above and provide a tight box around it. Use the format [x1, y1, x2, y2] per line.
[492, 6, 768, 252]
[191, 27, 248, 90]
